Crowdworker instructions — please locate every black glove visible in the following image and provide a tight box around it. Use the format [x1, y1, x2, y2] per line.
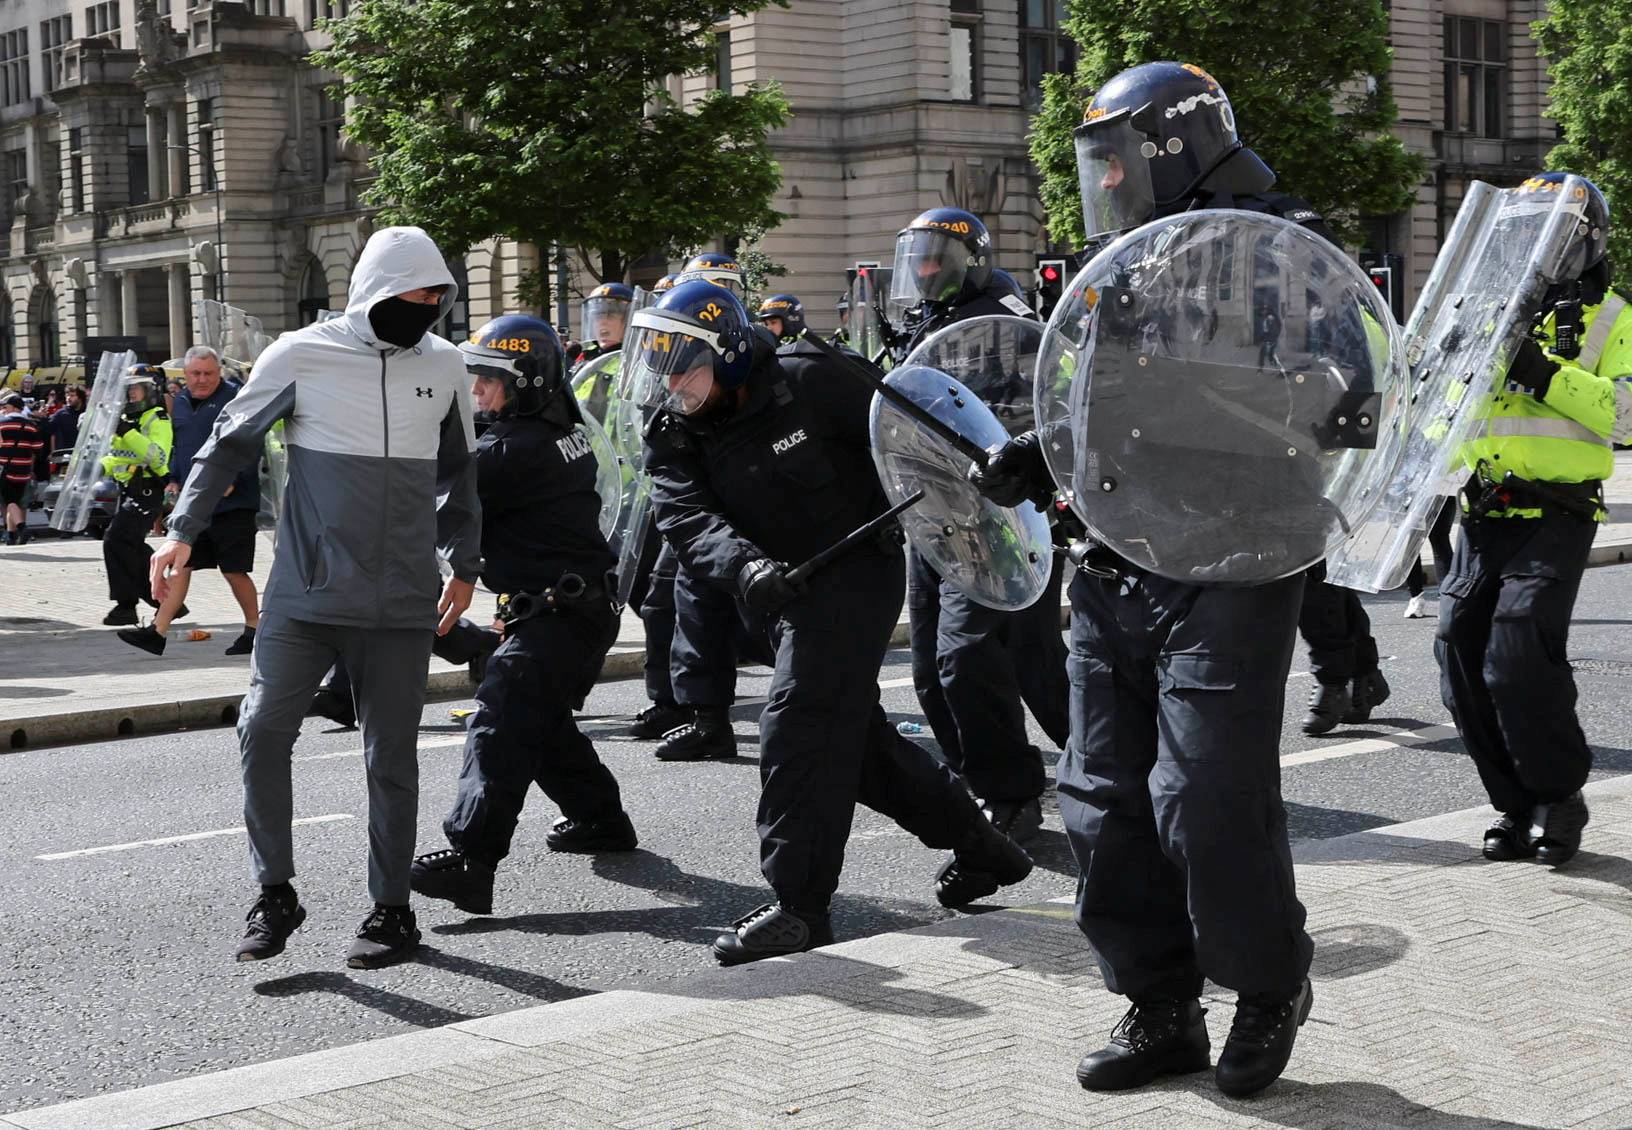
[967, 431, 1050, 508]
[1506, 337, 1560, 398]
[115, 412, 140, 437]
[737, 558, 800, 617]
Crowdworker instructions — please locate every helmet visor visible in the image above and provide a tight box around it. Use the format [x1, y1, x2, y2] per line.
[581, 297, 631, 348]
[1075, 117, 1157, 243]
[628, 310, 727, 416]
[458, 341, 523, 383]
[890, 230, 970, 306]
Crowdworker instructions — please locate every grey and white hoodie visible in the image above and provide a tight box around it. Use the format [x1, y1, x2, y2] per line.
[168, 226, 481, 630]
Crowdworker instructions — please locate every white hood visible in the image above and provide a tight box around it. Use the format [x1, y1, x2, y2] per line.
[344, 226, 458, 347]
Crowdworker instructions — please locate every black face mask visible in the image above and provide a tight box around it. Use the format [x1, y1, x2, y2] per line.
[369, 295, 442, 348]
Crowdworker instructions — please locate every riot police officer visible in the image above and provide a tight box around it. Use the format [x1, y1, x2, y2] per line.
[830, 294, 851, 346]
[973, 62, 1322, 1098]
[569, 282, 633, 371]
[636, 281, 1032, 964]
[678, 252, 746, 299]
[887, 206, 1071, 855]
[101, 366, 174, 625]
[1439, 172, 1632, 867]
[411, 315, 636, 917]
[755, 294, 806, 345]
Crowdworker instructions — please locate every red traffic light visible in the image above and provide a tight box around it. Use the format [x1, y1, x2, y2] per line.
[1042, 265, 1060, 282]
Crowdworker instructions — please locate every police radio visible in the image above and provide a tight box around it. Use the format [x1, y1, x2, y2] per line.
[1547, 280, 1585, 361]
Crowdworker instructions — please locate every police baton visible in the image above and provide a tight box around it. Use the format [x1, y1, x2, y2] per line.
[798, 330, 995, 470]
[784, 489, 924, 587]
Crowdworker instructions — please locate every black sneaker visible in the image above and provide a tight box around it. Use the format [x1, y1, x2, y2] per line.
[116, 624, 167, 656]
[1534, 792, 1589, 867]
[103, 604, 139, 626]
[545, 812, 639, 853]
[410, 849, 495, 915]
[308, 687, 357, 729]
[934, 814, 1033, 908]
[346, 904, 421, 969]
[628, 702, 688, 740]
[224, 627, 256, 656]
[235, 887, 306, 962]
[1482, 811, 1537, 861]
[1077, 998, 1211, 1091]
[712, 903, 833, 966]
[984, 796, 1043, 845]
[654, 710, 737, 761]
[1342, 669, 1390, 724]
[1300, 682, 1350, 736]
[1215, 978, 1313, 1097]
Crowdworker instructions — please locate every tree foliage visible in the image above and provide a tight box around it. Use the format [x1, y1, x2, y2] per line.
[313, 0, 791, 303]
[1029, 0, 1424, 248]
[1535, 0, 1632, 285]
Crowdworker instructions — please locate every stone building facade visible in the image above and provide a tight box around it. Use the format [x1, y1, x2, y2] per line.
[0, 0, 1568, 374]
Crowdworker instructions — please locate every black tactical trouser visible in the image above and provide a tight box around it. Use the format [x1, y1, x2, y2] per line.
[1435, 513, 1595, 815]
[444, 600, 623, 867]
[1299, 563, 1379, 686]
[907, 551, 1071, 804]
[1057, 568, 1312, 1003]
[103, 478, 164, 607]
[639, 545, 679, 707]
[672, 563, 742, 710]
[757, 550, 988, 916]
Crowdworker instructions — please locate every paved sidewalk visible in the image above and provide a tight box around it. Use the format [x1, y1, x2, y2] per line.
[9, 776, 1631, 1130]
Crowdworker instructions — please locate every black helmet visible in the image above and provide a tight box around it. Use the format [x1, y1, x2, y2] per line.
[889, 207, 994, 309]
[628, 280, 755, 416]
[460, 315, 566, 417]
[1074, 62, 1271, 245]
[1512, 172, 1611, 281]
[755, 293, 806, 341]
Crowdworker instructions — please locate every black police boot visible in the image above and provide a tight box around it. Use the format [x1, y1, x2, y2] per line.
[1482, 811, 1537, 861]
[1300, 682, 1350, 736]
[346, 904, 421, 969]
[934, 815, 1034, 908]
[1215, 978, 1313, 1098]
[711, 903, 834, 966]
[546, 811, 639, 853]
[654, 708, 736, 761]
[410, 848, 495, 915]
[235, 885, 306, 963]
[984, 796, 1043, 845]
[308, 687, 357, 729]
[1076, 998, 1210, 1092]
[1534, 792, 1589, 867]
[628, 701, 688, 740]
[1342, 669, 1391, 724]
[103, 603, 139, 626]
[116, 624, 167, 655]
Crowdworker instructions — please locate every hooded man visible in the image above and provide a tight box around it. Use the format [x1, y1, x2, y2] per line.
[151, 227, 482, 969]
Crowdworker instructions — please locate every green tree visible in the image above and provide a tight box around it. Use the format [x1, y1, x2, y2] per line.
[1029, 0, 1423, 248]
[1535, 0, 1632, 284]
[313, 0, 791, 307]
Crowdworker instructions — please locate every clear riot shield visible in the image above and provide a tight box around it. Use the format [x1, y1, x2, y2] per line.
[570, 350, 621, 426]
[50, 351, 137, 532]
[1035, 210, 1404, 584]
[606, 287, 660, 608]
[870, 364, 1053, 611]
[1325, 178, 1593, 591]
[904, 315, 1042, 436]
[579, 408, 622, 539]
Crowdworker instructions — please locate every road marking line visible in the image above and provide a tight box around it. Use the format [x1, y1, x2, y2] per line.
[1281, 724, 1461, 768]
[36, 814, 354, 860]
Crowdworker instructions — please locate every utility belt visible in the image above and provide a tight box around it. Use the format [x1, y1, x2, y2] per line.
[495, 571, 613, 625]
[1463, 471, 1602, 523]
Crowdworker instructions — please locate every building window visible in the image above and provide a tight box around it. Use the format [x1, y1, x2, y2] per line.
[438, 259, 469, 342]
[715, 27, 732, 93]
[86, 2, 121, 46]
[242, 0, 286, 14]
[67, 128, 85, 211]
[308, 0, 349, 25]
[1443, 16, 1504, 138]
[297, 258, 329, 325]
[4, 148, 28, 220]
[950, 0, 981, 103]
[0, 303, 12, 371]
[1019, 0, 1077, 113]
[1, 29, 29, 108]
[196, 97, 216, 191]
[40, 16, 71, 94]
[315, 88, 343, 180]
[33, 288, 59, 367]
[127, 124, 149, 205]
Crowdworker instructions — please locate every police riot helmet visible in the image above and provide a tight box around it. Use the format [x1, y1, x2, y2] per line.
[581, 281, 634, 349]
[651, 273, 680, 293]
[679, 252, 746, 297]
[889, 207, 994, 309]
[1513, 172, 1611, 282]
[122, 364, 164, 414]
[1075, 62, 1269, 246]
[460, 314, 566, 417]
[628, 280, 755, 416]
[755, 293, 806, 341]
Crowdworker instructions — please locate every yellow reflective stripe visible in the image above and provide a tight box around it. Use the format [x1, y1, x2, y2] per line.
[1614, 378, 1632, 444]
[1479, 416, 1610, 446]
[1579, 295, 1629, 370]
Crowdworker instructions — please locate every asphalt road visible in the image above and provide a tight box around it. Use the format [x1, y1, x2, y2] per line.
[4, 566, 1632, 1114]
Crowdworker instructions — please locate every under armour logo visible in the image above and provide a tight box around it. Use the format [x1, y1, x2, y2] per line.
[415, 387, 433, 398]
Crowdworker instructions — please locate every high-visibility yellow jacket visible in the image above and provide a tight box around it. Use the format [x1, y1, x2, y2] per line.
[100, 406, 172, 484]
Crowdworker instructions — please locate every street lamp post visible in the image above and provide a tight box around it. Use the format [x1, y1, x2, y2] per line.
[167, 142, 224, 303]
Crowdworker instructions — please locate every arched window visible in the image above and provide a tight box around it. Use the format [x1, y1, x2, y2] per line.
[297, 257, 330, 326]
[30, 286, 58, 366]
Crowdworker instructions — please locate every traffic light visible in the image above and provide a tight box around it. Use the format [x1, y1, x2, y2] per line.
[1359, 250, 1406, 324]
[1035, 258, 1067, 319]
